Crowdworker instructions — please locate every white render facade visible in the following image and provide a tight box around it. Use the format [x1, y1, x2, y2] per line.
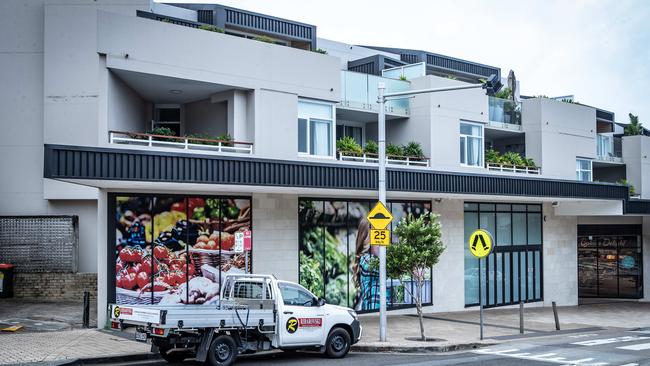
[2, 0, 650, 329]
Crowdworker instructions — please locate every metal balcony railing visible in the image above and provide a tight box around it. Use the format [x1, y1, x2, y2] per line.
[109, 131, 253, 154]
[486, 162, 541, 175]
[337, 151, 429, 167]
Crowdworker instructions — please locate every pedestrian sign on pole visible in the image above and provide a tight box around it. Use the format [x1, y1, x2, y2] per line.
[468, 229, 493, 258]
[467, 228, 494, 340]
[370, 229, 390, 246]
[367, 201, 393, 230]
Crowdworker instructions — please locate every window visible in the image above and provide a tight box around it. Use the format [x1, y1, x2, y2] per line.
[576, 159, 592, 182]
[153, 105, 182, 136]
[298, 100, 335, 156]
[464, 203, 543, 307]
[460, 122, 484, 167]
[232, 281, 268, 299]
[336, 125, 363, 145]
[278, 282, 316, 306]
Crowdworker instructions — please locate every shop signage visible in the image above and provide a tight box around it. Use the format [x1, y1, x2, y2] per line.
[370, 229, 390, 246]
[468, 229, 494, 258]
[234, 232, 244, 253]
[243, 230, 252, 251]
[367, 201, 393, 230]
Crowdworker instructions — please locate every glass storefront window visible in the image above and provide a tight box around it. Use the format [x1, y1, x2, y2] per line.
[464, 202, 543, 307]
[299, 199, 432, 312]
[112, 194, 252, 306]
[577, 228, 643, 299]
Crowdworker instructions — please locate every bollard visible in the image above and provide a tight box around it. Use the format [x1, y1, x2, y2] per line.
[83, 291, 90, 328]
[519, 301, 524, 334]
[552, 301, 560, 331]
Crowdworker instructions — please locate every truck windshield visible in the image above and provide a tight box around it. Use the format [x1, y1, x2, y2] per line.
[278, 282, 315, 306]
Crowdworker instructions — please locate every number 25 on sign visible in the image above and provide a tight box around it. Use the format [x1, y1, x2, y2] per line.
[370, 229, 390, 246]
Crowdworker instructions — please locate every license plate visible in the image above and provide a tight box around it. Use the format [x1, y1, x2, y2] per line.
[135, 331, 148, 342]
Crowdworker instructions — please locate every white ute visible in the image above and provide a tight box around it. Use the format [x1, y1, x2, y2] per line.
[109, 274, 361, 366]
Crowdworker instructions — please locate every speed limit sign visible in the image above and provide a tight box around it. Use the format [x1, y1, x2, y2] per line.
[370, 229, 390, 246]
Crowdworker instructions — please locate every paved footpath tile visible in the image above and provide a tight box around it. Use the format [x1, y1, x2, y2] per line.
[0, 329, 150, 365]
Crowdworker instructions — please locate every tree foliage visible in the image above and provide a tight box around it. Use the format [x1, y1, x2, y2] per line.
[387, 212, 445, 340]
[624, 113, 644, 136]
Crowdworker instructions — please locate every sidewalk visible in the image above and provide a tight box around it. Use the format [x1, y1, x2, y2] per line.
[1, 301, 649, 364]
[0, 329, 150, 365]
[355, 301, 650, 352]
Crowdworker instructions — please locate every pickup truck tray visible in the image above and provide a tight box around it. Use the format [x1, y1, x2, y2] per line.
[110, 302, 276, 330]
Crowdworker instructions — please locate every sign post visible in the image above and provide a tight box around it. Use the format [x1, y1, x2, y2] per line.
[468, 229, 494, 340]
[367, 199, 393, 341]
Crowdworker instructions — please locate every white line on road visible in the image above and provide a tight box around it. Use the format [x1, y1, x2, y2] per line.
[572, 336, 650, 346]
[617, 342, 650, 351]
[474, 348, 604, 365]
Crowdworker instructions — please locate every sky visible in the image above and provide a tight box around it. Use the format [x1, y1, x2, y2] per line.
[164, 0, 649, 124]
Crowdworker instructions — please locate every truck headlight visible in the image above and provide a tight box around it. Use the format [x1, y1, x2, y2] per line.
[348, 310, 358, 320]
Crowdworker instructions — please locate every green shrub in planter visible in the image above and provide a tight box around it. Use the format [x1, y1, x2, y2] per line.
[198, 24, 224, 33]
[501, 151, 525, 166]
[485, 148, 502, 164]
[403, 141, 424, 159]
[253, 35, 276, 44]
[364, 140, 378, 155]
[216, 133, 234, 147]
[336, 136, 363, 156]
[617, 179, 636, 197]
[148, 127, 180, 142]
[523, 158, 537, 168]
[386, 143, 404, 158]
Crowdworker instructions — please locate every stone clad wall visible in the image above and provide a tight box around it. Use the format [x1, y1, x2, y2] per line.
[542, 202, 578, 306]
[13, 273, 97, 300]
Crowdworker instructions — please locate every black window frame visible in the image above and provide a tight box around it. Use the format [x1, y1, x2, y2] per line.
[464, 202, 544, 308]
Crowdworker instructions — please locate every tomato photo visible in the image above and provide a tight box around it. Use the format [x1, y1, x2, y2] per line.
[154, 245, 169, 260]
[136, 271, 149, 288]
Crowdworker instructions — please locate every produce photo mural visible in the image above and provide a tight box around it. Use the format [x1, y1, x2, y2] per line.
[114, 195, 252, 306]
[298, 199, 432, 312]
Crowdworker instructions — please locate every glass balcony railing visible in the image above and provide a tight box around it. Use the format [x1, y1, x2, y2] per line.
[597, 134, 623, 162]
[381, 62, 426, 80]
[488, 96, 521, 128]
[340, 71, 410, 115]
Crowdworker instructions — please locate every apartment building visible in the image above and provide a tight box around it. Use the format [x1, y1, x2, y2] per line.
[2, 1, 649, 328]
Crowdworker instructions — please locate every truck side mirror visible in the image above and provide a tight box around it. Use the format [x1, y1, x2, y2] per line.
[318, 298, 326, 307]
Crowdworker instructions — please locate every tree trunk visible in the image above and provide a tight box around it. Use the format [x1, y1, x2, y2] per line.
[416, 278, 425, 341]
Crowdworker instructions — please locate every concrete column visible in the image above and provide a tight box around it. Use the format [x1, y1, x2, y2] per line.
[641, 216, 650, 301]
[251, 193, 299, 282]
[96, 190, 108, 329]
[543, 203, 578, 306]
[430, 199, 465, 312]
[230, 90, 249, 142]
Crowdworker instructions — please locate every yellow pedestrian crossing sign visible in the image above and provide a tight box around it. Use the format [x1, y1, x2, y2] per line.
[468, 229, 493, 258]
[367, 201, 393, 229]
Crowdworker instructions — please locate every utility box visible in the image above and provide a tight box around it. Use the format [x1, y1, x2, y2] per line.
[0, 264, 14, 298]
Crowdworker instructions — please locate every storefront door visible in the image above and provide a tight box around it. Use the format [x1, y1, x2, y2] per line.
[577, 225, 643, 299]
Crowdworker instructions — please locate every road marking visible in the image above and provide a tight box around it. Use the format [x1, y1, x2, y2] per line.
[572, 336, 650, 346]
[474, 348, 603, 365]
[617, 342, 650, 351]
[616, 363, 639, 366]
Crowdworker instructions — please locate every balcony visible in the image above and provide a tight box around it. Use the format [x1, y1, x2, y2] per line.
[109, 131, 253, 155]
[488, 97, 521, 131]
[337, 151, 429, 168]
[486, 163, 541, 175]
[339, 71, 410, 116]
[596, 134, 623, 163]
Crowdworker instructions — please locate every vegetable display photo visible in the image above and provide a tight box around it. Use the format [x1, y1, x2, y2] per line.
[114, 195, 252, 305]
[298, 199, 432, 312]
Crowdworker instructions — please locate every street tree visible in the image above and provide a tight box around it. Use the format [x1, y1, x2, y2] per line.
[387, 212, 445, 341]
[624, 113, 644, 136]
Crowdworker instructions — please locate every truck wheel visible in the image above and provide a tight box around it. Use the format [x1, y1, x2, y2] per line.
[325, 328, 351, 358]
[207, 335, 237, 366]
[158, 346, 190, 363]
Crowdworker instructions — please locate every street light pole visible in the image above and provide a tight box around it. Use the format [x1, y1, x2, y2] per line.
[375, 74, 501, 343]
[377, 82, 387, 342]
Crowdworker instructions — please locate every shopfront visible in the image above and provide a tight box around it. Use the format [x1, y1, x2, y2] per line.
[578, 225, 643, 299]
[108, 194, 252, 305]
[464, 203, 544, 308]
[298, 199, 432, 312]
